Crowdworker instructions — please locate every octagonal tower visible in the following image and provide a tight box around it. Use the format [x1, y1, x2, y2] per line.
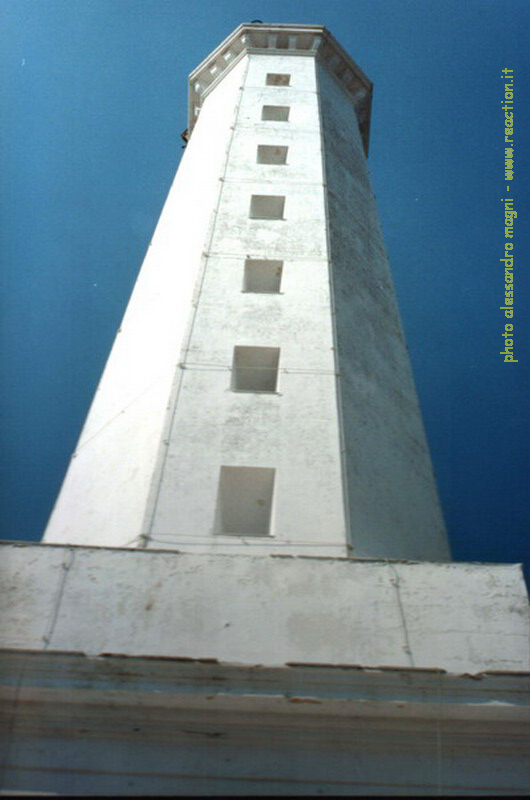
[44, 24, 449, 561]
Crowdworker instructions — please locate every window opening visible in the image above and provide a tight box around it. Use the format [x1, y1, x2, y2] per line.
[262, 105, 290, 121]
[243, 259, 283, 293]
[257, 145, 288, 165]
[232, 346, 280, 393]
[266, 73, 290, 86]
[249, 195, 285, 220]
[216, 466, 275, 537]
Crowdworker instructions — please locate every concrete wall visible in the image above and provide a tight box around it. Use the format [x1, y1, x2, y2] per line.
[317, 63, 449, 561]
[2, 543, 528, 673]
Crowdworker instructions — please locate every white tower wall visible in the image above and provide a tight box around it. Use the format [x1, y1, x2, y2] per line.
[148, 52, 348, 556]
[318, 63, 448, 559]
[43, 58, 248, 547]
[44, 25, 449, 561]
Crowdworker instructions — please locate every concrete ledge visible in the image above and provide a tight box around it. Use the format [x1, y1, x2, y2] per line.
[1, 543, 528, 673]
[2, 649, 529, 713]
[1, 650, 529, 796]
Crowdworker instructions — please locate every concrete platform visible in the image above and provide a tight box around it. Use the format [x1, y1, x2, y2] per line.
[1, 543, 528, 673]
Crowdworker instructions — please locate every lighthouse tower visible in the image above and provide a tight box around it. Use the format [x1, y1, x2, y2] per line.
[44, 24, 449, 562]
[2, 24, 529, 796]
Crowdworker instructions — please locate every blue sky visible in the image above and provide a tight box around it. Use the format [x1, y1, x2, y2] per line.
[1, 0, 528, 581]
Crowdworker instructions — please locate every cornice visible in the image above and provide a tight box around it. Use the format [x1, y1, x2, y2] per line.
[188, 24, 373, 155]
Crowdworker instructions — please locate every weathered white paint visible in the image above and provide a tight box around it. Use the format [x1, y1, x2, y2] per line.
[1, 544, 528, 672]
[43, 25, 449, 560]
[43, 55, 248, 547]
[317, 62, 448, 560]
[149, 51, 349, 556]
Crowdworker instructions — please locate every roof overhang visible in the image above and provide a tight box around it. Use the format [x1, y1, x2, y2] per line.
[188, 23, 373, 155]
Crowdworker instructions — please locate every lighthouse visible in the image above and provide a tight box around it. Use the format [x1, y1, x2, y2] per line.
[44, 24, 449, 562]
[1, 25, 528, 796]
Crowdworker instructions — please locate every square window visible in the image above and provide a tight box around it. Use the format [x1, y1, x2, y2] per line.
[266, 73, 290, 86]
[249, 194, 285, 220]
[257, 145, 288, 165]
[216, 466, 275, 536]
[243, 259, 283, 293]
[232, 346, 280, 393]
[262, 105, 290, 122]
